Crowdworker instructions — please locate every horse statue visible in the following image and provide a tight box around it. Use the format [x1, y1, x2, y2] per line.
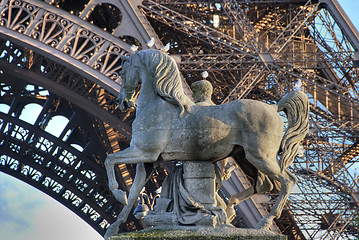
[104, 49, 309, 238]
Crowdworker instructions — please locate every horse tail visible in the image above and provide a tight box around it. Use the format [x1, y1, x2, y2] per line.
[276, 90, 309, 171]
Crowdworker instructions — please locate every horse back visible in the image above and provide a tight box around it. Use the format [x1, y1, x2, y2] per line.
[186, 99, 283, 135]
[161, 100, 283, 161]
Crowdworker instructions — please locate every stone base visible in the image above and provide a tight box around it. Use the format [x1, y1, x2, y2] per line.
[144, 211, 218, 227]
[109, 225, 287, 240]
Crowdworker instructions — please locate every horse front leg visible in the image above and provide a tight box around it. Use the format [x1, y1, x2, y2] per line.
[105, 146, 157, 205]
[104, 163, 147, 239]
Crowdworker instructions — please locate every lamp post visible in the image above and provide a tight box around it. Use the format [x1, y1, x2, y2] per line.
[133, 187, 161, 219]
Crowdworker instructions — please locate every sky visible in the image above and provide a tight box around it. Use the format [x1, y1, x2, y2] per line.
[0, 172, 103, 240]
[338, 0, 359, 26]
[0, 1, 358, 240]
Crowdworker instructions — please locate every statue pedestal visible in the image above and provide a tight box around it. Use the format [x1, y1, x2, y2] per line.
[183, 161, 216, 208]
[109, 225, 287, 240]
[144, 211, 219, 227]
[143, 161, 224, 228]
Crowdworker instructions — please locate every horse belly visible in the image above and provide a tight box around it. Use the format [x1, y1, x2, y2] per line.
[162, 117, 235, 161]
[161, 145, 234, 161]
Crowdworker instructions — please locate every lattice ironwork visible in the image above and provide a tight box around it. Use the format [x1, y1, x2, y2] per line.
[0, 0, 132, 93]
[0, 83, 132, 235]
[0, 34, 139, 235]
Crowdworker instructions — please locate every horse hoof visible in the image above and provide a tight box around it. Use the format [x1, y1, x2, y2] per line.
[225, 206, 236, 223]
[256, 217, 272, 230]
[104, 224, 118, 239]
[113, 189, 128, 205]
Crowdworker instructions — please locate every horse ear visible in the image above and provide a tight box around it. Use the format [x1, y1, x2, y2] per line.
[121, 55, 130, 62]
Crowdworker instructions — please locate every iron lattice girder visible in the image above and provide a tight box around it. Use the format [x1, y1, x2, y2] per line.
[143, 2, 318, 74]
[146, 0, 359, 110]
[143, 0, 272, 100]
[143, 1, 356, 109]
[142, 0, 359, 118]
[142, 0, 256, 55]
[221, 0, 320, 54]
[0, 67, 141, 234]
[0, 38, 140, 234]
[176, 53, 256, 71]
[221, 0, 267, 53]
[176, 51, 356, 71]
[286, 170, 359, 238]
[0, 110, 118, 235]
[0, 38, 132, 139]
[310, 9, 359, 98]
[0, 0, 130, 95]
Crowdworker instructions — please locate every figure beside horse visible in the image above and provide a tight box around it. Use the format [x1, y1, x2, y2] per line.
[104, 49, 309, 238]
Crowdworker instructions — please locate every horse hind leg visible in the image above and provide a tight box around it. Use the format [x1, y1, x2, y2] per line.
[257, 168, 297, 229]
[226, 171, 273, 222]
[226, 147, 273, 222]
[242, 149, 296, 230]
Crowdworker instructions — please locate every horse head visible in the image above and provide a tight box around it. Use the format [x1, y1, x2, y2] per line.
[117, 55, 141, 111]
[117, 50, 194, 114]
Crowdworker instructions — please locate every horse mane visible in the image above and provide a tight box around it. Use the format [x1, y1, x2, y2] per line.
[134, 49, 190, 115]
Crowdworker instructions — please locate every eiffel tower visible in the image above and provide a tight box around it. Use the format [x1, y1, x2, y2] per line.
[0, 0, 358, 239]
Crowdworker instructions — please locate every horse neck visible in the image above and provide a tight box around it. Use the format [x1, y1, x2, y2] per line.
[136, 70, 159, 110]
[135, 70, 177, 122]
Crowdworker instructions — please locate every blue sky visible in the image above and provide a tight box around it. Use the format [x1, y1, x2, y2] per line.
[339, 0, 359, 25]
[0, 1, 357, 240]
[0, 172, 103, 240]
